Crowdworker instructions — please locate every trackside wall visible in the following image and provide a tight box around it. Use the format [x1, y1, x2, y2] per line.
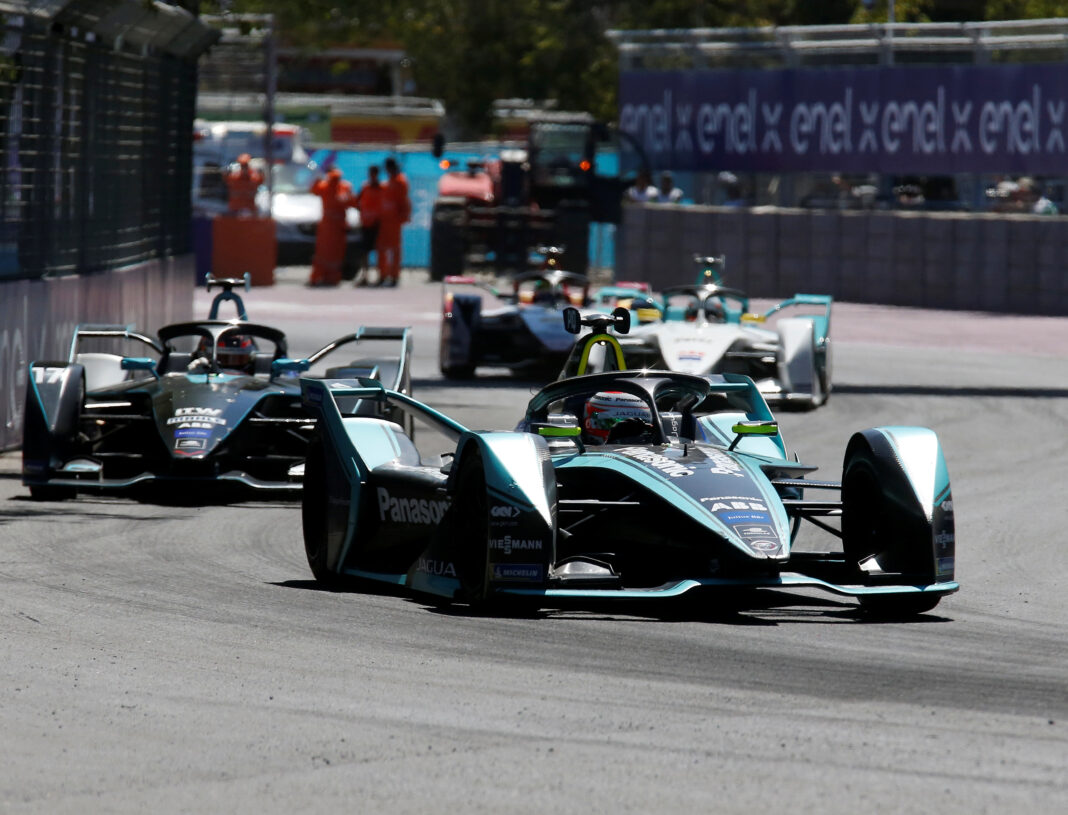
[616, 205, 1068, 316]
[0, 257, 193, 451]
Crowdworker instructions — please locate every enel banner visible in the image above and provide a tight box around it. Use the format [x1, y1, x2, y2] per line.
[620, 64, 1068, 174]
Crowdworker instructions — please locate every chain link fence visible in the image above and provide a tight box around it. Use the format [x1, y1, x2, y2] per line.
[0, 2, 216, 280]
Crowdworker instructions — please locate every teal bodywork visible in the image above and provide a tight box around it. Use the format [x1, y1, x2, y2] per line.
[302, 368, 958, 613]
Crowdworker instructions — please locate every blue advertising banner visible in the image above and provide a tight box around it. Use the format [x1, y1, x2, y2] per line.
[620, 64, 1068, 174]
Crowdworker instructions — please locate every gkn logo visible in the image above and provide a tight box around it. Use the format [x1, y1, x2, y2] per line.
[490, 504, 520, 519]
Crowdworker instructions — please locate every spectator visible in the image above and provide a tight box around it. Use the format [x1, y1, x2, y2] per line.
[626, 168, 657, 202]
[1018, 177, 1059, 215]
[224, 153, 263, 215]
[655, 171, 684, 203]
[353, 165, 383, 286]
[377, 157, 410, 288]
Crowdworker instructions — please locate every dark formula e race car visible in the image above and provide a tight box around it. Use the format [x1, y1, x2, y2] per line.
[22, 277, 412, 500]
[300, 341, 957, 617]
[439, 266, 594, 379]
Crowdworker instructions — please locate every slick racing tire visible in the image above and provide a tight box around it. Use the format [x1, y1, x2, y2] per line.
[842, 451, 941, 617]
[302, 438, 342, 588]
[438, 325, 475, 380]
[453, 451, 491, 605]
[23, 367, 83, 502]
[452, 451, 540, 616]
[429, 205, 465, 282]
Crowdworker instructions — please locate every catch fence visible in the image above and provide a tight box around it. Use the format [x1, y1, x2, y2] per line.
[0, 1, 216, 280]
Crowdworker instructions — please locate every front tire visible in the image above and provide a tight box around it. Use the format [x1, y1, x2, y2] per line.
[302, 438, 341, 587]
[453, 452, 490, 605]
[842, 449, 941, 618]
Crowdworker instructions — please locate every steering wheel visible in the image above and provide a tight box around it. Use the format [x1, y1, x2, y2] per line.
[606, 417, 656, 444]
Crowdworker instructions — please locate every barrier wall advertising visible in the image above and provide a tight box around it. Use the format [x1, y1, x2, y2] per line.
[620, 63, 1068, 174]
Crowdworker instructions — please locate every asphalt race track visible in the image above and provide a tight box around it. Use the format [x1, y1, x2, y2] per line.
[2, 269, 1066, 813]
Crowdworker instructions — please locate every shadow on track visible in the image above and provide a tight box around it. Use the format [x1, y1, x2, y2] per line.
[270, 578, 952, 625]
[0, 500, 188, 524]
[836, 383, 1068, 399]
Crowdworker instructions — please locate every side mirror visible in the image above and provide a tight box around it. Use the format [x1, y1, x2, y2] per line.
[535, 424, 581, 438]
[740, 312, 766, 324]
[611, 306, 631, 335]
[121, 357, 158, 378]
[563, 307, 581, 335]
[271, 358, 311, 377]
[731, 420, 778, 436]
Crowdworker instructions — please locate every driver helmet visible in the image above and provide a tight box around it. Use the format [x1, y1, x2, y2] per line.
[704, 298, 725, 321]
[583, 391, 652, 443]
[216, 334, 257, 373]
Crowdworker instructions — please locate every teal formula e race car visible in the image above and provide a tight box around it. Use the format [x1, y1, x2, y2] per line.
[22, 277, 412, 500]
[299, 364, 957, 617]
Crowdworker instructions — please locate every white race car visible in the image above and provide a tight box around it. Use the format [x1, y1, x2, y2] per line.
[581, 282, 833, 409]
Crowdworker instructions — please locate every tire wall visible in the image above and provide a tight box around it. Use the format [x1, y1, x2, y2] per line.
[615, 205, 1068, 316]
[0, 255, 193, 451]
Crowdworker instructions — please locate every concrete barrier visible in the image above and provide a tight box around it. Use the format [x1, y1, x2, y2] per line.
[0, 256, 194, 451]
[619, 204, 1068, 316]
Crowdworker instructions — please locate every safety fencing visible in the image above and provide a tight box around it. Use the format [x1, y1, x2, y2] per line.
[0, 3, 215, 280]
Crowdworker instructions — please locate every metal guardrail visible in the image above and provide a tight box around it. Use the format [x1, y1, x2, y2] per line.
[608, 18, 1068, 68]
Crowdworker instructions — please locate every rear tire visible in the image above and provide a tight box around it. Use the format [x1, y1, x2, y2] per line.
[439, 323, 475, 379]
[429, 205, 465, 281]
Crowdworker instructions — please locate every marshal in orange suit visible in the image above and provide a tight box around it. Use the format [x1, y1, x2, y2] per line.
[307, 168, 355, 287]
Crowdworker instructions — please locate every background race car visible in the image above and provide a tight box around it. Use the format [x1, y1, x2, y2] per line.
[23, 277, 411, 500]
[299, 367, 956, 618]
[589, 256, 833, 409]
[439, 268, 596, 379]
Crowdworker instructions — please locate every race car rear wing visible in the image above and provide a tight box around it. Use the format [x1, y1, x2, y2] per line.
[305, 326, 412, 391]
[442, 275, 502, 298]
[67, 324, 164, 361]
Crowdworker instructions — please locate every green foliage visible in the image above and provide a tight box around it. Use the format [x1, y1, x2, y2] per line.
[214, 0, 1068, 135]
[984, 0, 1068, 17]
